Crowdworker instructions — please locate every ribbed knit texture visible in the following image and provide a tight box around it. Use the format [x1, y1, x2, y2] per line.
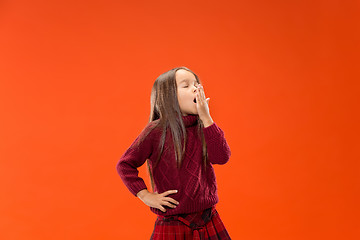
[116, 114, 231, 216]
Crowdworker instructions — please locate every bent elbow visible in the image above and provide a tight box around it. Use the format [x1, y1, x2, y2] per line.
[219, 147, 231, 165]
[219, 156, 230, 165]
[209, 154, 230, 165]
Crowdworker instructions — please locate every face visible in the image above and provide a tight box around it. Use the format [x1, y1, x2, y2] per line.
[175, 69, 200, 116]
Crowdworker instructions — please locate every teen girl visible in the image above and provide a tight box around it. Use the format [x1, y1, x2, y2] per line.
[116, 66, 232, 239]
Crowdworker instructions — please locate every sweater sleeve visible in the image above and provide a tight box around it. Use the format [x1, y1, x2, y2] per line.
[202, 122, 231, 165]
[115, 124, 154, 197]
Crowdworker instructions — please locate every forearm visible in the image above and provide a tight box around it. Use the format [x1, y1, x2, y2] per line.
[202, 121, 231, 165]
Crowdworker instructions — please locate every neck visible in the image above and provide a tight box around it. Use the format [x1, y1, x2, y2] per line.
[182, 114, 198, 127]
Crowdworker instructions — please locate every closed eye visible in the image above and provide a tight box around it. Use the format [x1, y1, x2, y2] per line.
[184, 85, 198, 88]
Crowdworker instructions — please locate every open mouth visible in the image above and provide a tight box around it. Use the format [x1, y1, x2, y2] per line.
[193, 98, 197, 103]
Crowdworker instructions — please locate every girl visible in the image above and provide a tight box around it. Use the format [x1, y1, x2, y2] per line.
[116, 66, 232, 239]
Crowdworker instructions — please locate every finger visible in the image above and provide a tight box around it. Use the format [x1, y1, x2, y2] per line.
[163, 197, 179, 205]
[197, 88, 202, 103]
[200, 85, 206, 101]
[158, 205, 166, 212]
[198, 85, 204, 102]
[162, 201, 177, 208]
[197, 85, 201, 99]
[162, 190, 178, 196]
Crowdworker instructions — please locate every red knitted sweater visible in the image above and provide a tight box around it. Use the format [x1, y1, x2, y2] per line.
[116, 114, 231, 216]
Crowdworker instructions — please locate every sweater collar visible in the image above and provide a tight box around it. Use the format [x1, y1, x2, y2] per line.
[181, 114, 198, 127]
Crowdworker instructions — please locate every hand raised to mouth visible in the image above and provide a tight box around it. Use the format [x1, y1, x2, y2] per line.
[195, 84, 213, 127]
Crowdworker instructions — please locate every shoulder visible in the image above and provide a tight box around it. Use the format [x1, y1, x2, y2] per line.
[140, 119, 162, 140]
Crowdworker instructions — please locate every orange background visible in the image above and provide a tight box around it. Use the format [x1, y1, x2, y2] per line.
[0, 0, 359, 239]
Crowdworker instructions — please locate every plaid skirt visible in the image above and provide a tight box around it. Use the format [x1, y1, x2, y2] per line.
[150, 206, 231, 239]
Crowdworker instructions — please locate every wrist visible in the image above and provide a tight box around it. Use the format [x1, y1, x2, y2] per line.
[202, 117, 214, 128]
[137, 189, 149, 199]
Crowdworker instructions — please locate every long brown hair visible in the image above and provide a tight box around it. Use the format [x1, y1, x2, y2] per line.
[133, 66, 208, 192]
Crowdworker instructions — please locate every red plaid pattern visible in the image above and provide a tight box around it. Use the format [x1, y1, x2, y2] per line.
[150, 206, 231, 239]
